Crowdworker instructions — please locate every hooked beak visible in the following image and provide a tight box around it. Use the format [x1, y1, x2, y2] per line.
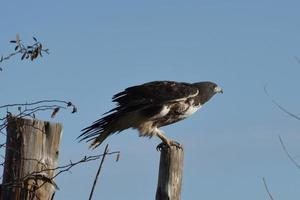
[214, 86, 223, 94]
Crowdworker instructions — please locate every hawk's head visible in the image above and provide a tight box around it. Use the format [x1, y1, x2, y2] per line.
[193, 81, 223, 103]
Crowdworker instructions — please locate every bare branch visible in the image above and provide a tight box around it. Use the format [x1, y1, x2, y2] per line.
[0, 99, 75, 110]
[264, 84, 300, 121]
[88, 144, 109, 200]
[262, 177, 275, 200]
[1, 150, 120, 191]
[294, 56, 300, 64]
[279, 135, 300, 169]
[0, 100, 77, 134]
[0, 35, 49, 71]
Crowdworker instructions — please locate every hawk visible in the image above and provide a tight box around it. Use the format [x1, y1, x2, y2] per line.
[79, 81, 223, 149]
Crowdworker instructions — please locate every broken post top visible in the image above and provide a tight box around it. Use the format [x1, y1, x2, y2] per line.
[1, 116, 63, 200]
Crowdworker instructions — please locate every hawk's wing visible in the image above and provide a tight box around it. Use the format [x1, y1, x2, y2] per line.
[111, 81, 198, 109]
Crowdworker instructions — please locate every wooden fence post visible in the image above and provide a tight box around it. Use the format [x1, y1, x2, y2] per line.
[156, 145, 184, 200]
[0, 116, 62, 200]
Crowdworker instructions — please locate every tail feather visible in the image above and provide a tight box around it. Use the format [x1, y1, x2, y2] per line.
[79, 107, 143, 148]
[79, 101, 150, 149]
[89, 131, 110, 149]
[79, 112, 119, 147]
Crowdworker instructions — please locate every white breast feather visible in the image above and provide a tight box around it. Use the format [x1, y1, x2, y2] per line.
[150, 105, 170, 120]
[180, 104, 202, 119]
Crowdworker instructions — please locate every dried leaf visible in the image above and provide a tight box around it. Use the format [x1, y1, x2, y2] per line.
[116, 153, 120, 162]
[33, 36, 37, 42]
[51, 107, 60, 118]
[10, 40, 16, 43]
[31, 51, 38, 60]
[72, 106, 77, 113]
[15, 45, 19, 51]
[0, 67, 2, 71]
[67, 102, 72, 107]
[21, 53, 26, 60]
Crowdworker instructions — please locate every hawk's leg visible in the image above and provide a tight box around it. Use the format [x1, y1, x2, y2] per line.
[155, 129, 182, 151]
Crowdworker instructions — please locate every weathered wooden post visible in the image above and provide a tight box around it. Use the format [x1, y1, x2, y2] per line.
[156, 145, 184, 200]
[0, 116, 62, 200]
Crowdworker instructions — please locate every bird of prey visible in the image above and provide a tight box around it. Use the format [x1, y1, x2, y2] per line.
[79, 81, 223, 149]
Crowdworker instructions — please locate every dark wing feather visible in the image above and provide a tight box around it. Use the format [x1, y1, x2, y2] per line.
[112, 81, 198, 108]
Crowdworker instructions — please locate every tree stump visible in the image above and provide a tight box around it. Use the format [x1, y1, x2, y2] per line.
[0, 116, 62, 200]
[156, 145, 184, 200]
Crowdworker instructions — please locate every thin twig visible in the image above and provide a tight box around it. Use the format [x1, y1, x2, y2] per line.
[279, 135, 300, 169]
[88, 144, 109, 200]
[0, 100, 77, 133]
[294, 56, 300, 64]
[0, 100, 71, 109]
[1, 151, 120, 190]
[264, 84, 300, 121]
[262, 177, 275, 200]
[0, 35, 49, 71]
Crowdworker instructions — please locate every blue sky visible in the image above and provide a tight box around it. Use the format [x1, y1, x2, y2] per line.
[1, 0, 300, 199]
